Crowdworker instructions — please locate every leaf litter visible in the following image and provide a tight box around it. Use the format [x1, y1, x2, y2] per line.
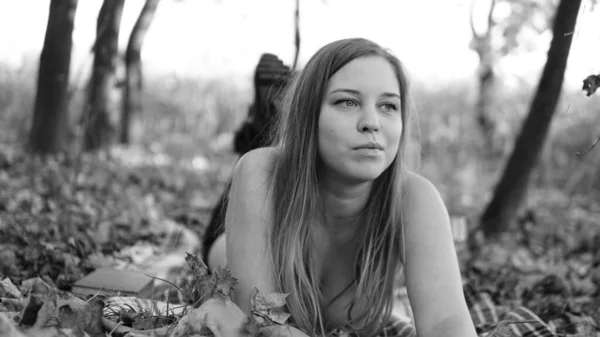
[1, 144, 600, 336]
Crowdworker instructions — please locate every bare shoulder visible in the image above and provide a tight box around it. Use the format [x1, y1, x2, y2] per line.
[401, 170, 452, 235]
[228, 146, 280, 219]
[233, 146, 280, 182]
[403, 170, 446, 211]
[225, 146, 281, 314]
[228, 146, 281, 229]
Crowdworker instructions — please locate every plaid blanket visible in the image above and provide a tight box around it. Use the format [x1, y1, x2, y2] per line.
[380, 284, 559, 337]
[105, 283, 557, 337]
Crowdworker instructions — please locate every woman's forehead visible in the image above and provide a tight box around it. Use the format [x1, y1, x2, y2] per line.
[326, 56, 400, 95]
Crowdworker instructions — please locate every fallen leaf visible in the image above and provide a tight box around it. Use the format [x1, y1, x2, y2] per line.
[563, 312, 597, 335]
[56, 300, 80, 330]
[1, 298, 24, 312]
[185, 252, 209, 278]
[510, 248, 539, 274]
[79, 298, 105, 337]
[251, 291, 288, 311]
[33, 298, 56, 329]
[55, 297, 104, 337]
[0, 313, 26, 337]
[0, 251, 19, 280]
[132, 316, 158, 331]
[590, 266, 600, 285]
[21, 278, 55, 297]
[251, 289, 291, 326]
[0, 279, 22, 299]
[568, 273, 597, 296]
[175, 297, 248, 337]
[94, 221, 112, 245]
[25, 327, 91, 337]
[213, 266, 238, 298]
[19, 294, 45, 326]
[194, 273, 216, 307]
[568, 254, 593, 277]
[257, 311, 291, 326]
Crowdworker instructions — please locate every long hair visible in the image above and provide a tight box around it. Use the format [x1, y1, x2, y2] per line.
[268, 38, 414, 337]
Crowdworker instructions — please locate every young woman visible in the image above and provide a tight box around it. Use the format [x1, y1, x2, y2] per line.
[208, 38, 477, 337]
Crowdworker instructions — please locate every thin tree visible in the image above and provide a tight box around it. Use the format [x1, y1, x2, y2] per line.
[479, 0, 582, 238]
[469, 0, 497, 154]
[469, 0, 558, 155]
[83, 0, 125, 151]
[120, 0, 160, 144]
[29, 0, 79, 154]
[291, 0, 300, 71]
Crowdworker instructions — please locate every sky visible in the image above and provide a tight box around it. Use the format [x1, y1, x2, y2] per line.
[0, 0, 599, 89]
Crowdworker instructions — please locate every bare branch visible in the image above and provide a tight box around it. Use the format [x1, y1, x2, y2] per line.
[487, 0, 497, 33]
[292, 0, 300, 71]
[470, 0, 496, 41]
[469, 0, 482, 40]
[576, 134, 600, 156]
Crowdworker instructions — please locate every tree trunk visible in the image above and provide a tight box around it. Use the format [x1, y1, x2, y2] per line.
[475, 63, 495, 153]
[83, 0, 125, 151]
[28, 0, 78, 154]
[479, 0, 582, 238]
[120, 0, 160, 144]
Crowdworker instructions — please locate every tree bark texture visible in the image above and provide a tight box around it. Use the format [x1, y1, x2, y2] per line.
[29, 0, 78, 154]
[83, 0, 125, 151]
[480, 0, 582, 238]
[120, 0, 160, 144]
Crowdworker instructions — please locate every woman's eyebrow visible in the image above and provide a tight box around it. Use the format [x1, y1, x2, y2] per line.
[381, 92, 401, 99]
[328, 88, 360, 95]
[328, 88, 400, 99]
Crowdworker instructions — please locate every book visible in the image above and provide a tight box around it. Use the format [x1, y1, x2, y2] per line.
[71, 268, 155, 298]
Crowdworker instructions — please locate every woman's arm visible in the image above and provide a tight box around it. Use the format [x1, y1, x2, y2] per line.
[402, 172, 477, 337]
[224, 148, 313, 337]
[225, 147, 280, 315]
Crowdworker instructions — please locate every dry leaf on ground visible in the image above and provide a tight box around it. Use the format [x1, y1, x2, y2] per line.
[175, 297, 249, 337]
[250, 289, 291, 327]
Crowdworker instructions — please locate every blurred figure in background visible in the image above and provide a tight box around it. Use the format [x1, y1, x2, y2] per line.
[202, 53, 292, 264]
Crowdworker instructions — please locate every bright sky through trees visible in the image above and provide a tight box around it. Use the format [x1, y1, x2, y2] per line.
[0, 0, 598, 87]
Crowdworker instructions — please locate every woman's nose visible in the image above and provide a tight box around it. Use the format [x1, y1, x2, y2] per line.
[358, 105, 380, 132]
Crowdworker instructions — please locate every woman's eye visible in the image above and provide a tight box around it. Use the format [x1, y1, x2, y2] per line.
[335, 99, 358, 108]
[381, 103, 398, 111]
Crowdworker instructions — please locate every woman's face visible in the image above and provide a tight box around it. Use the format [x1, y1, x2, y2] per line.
[317, 55, 403, 184]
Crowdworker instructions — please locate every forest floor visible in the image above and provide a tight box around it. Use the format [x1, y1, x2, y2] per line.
[1, 140, 599, 337]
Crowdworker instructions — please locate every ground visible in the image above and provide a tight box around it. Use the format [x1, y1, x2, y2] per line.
[1, 140, 599, 337]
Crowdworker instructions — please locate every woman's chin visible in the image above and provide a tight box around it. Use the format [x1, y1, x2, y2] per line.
[344, 167, 387, 183]
[321, 161, 389, 185]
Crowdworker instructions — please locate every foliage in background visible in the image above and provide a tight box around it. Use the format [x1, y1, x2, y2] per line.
[2, 60, 600, 206]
